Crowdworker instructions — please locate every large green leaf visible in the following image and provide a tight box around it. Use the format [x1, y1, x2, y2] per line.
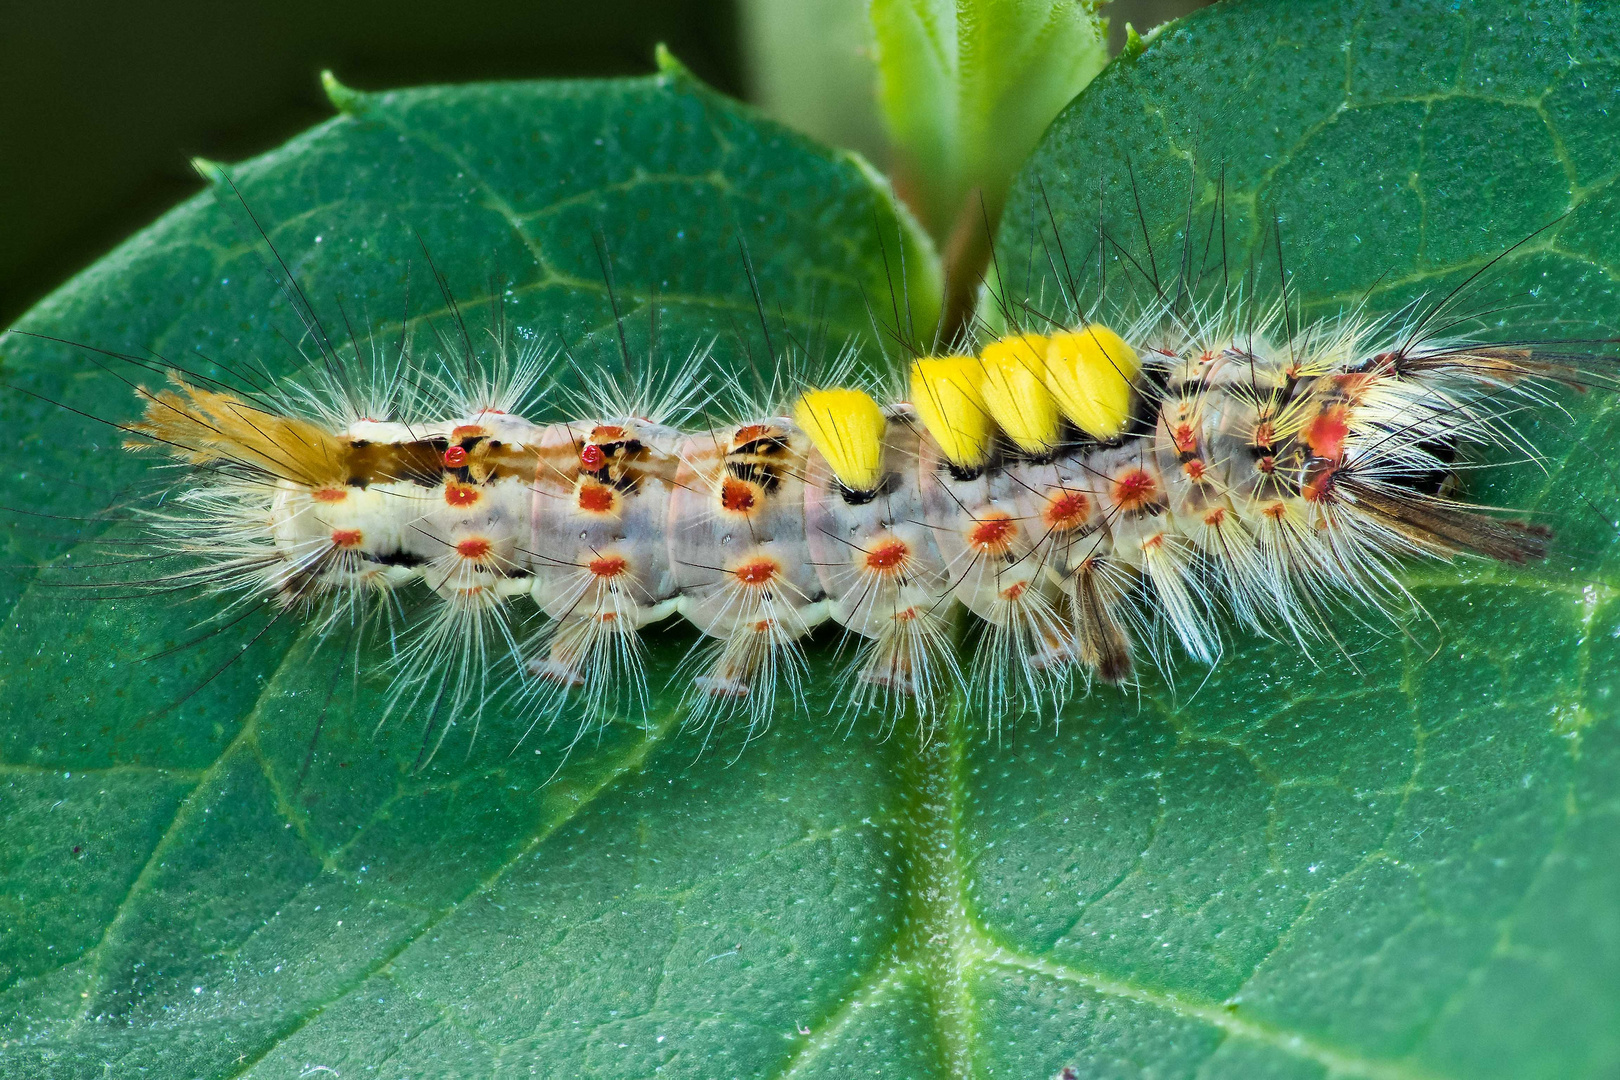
[988, 0, 1620, 1077]
[0, 60, 940, 1078]
[2, 4, 1618, 1079]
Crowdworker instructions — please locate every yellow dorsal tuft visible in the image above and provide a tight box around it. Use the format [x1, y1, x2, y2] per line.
[794, 387, 888, 493]
[909, 356, 993, 470]
[1044, 325, 1141, 440]
[979, 334, 1059, 455]
[129, 374, 347, 486]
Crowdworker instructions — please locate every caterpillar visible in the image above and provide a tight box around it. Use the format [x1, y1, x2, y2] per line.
[108, 233, 1569, 755]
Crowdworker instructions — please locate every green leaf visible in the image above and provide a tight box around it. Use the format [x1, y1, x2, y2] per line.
[0, 66, 940, 1078]
[987, 0, 1620, 1076]
[870, 0, 1107, 325]
[3, 3, 1619, 1078]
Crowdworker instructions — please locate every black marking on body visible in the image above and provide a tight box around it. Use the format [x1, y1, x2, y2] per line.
[596, 439, 650, 493]
[727, 459, 783, 493]
[838, 472, 897, 505]
[733, 433, 790, 458]
[342, 438, 446, 487]
[1384, 433, 1458, 496]
[367, 550, 426, 567]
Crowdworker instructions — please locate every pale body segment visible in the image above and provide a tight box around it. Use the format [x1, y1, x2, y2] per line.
[132, 315, 1553, 728]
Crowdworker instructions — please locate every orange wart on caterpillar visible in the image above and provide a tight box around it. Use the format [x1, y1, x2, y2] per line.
[31, 193, 1591, 759]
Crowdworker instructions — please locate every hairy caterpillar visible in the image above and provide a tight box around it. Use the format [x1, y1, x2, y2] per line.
[93, 209, 1575, 758]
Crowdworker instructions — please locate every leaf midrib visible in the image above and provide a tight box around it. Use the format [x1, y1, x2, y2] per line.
[768, 702, 1470, 1080]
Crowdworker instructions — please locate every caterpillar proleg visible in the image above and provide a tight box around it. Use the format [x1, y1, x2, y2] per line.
[103, 219, 1576, 754]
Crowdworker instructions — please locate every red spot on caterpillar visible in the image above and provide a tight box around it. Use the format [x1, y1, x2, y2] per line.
[864, 538, 909, 572]
[444, 483, 479, 507]
[1001, 580, 1027, 601]
[589, 555, 627, 578]
[734, 558, 778, 586]
[753, 618, 774, 632]
[968, 513, 1015, 552]
[590, 425, 627, 442]
[1044, 491, 1091, 531]
[312, 487, 347, 503]
[451, 425, 485, 439]
[1112, 469, 1158, 511]
[1264, 501, 1288, 520]
[1302, 405, 1351, 462]
[1301, 459, 1338, 503]
[1203, 507, 1227, 527]
[576, 482, 615, 513]
[1172, 422, 1198, 454]
[734, 424, 774, 444]
[456, 537, 490, 559]
[331, 529, 363, 548]
[443, 445, 469, 468]
[720, 477, 758, 513]
[580, 444, 606, 470]
[1257, 456, 1276, 474]
[1183, 458, 1207, 481]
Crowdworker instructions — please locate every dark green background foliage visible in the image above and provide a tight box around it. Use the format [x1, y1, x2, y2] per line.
[0, 0, 744, 328]
[3, 1, 1619, 1077]
[0, 0, 1209, 329]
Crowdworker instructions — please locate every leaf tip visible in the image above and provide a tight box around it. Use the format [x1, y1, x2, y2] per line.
[654, 43, 693, 82]
[321, 70, 368, 115]
[191, 158, 229, 187]
[1121, 23, 1147, 61]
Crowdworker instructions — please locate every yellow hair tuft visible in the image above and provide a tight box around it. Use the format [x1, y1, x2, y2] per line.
[129, 374, 347, 487]
[909, 356, 993, 470]
[979, 334, 1059, 455]
[794, 387, 888, 493]
[1044, 325, 1140, 440]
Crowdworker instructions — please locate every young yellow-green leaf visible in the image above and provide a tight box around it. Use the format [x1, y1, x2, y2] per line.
[872, 0, 1107, 325]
